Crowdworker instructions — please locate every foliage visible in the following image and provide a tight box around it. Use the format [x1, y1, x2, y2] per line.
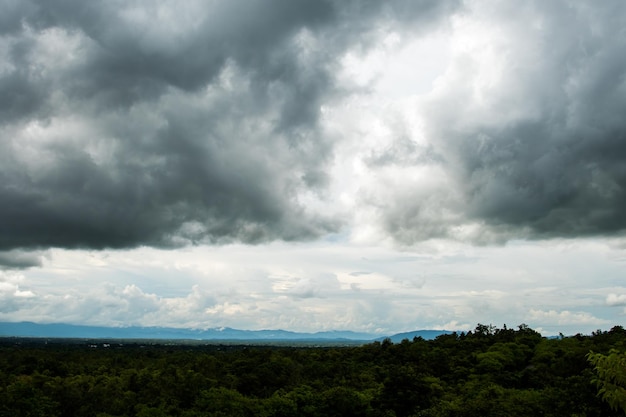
[1, 324, 625, 417]
[588, 344, 626, 414]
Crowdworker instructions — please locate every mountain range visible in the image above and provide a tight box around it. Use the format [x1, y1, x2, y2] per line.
[0, 322, 451, 343]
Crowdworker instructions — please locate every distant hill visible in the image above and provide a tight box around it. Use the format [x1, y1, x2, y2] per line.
[377, 329, 453, 343]
[0, 321, 451, 343]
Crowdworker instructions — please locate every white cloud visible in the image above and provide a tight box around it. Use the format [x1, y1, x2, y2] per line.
[527, 309, 609, 326]
[0, 238, 619, 334]
[606, 293, 626, 306]
[0, 272, 35, 298]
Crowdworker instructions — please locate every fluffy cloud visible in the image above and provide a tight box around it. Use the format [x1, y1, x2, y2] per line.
[4, 1, 625, 251]
[366, 0, 626, 244]
[606, 293, 626, 306]
[0, 0, 460, 250]
[1, 239, 619, 334]
[0, 271, 35, 313]
[527, 309, 609, 327]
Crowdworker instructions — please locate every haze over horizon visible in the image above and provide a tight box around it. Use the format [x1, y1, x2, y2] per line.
[1, 0, 625, 336]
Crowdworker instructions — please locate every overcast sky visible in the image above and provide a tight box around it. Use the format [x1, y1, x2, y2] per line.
[1, 0, 625, 335]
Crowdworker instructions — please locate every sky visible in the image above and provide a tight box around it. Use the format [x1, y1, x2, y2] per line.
[1, 0, 626, 336]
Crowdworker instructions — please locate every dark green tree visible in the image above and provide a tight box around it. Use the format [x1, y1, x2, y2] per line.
[588, 349, 626, 414]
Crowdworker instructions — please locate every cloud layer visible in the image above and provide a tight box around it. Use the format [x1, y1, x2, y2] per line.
[1, 239, 624, 335]
[0, 0, 460, 250]
[373, 1, 626, 243]
[2, 0, 626, 254]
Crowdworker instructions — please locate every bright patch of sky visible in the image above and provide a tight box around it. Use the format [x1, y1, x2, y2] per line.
[3, 238, 624, 335]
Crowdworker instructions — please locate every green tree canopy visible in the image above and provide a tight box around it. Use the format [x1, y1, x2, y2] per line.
[588, 349, 626, 414]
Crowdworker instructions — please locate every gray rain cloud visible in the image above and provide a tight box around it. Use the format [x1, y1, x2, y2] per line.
[0, 250, 43, 269]
[3, 0, 626, 251]
[376, 1, 626, 244]
[0, 0, 459, 250]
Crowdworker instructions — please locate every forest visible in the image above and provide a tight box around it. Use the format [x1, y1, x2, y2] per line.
[1, 324, 625, 417]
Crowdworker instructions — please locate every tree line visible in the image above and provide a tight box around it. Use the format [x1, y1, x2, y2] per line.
[1, 324, 625, 417]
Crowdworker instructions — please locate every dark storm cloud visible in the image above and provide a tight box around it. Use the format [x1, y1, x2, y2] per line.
[0, 250, 42, 269]
[0, 0, 460, 250]
[382, 0, 626, 244]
